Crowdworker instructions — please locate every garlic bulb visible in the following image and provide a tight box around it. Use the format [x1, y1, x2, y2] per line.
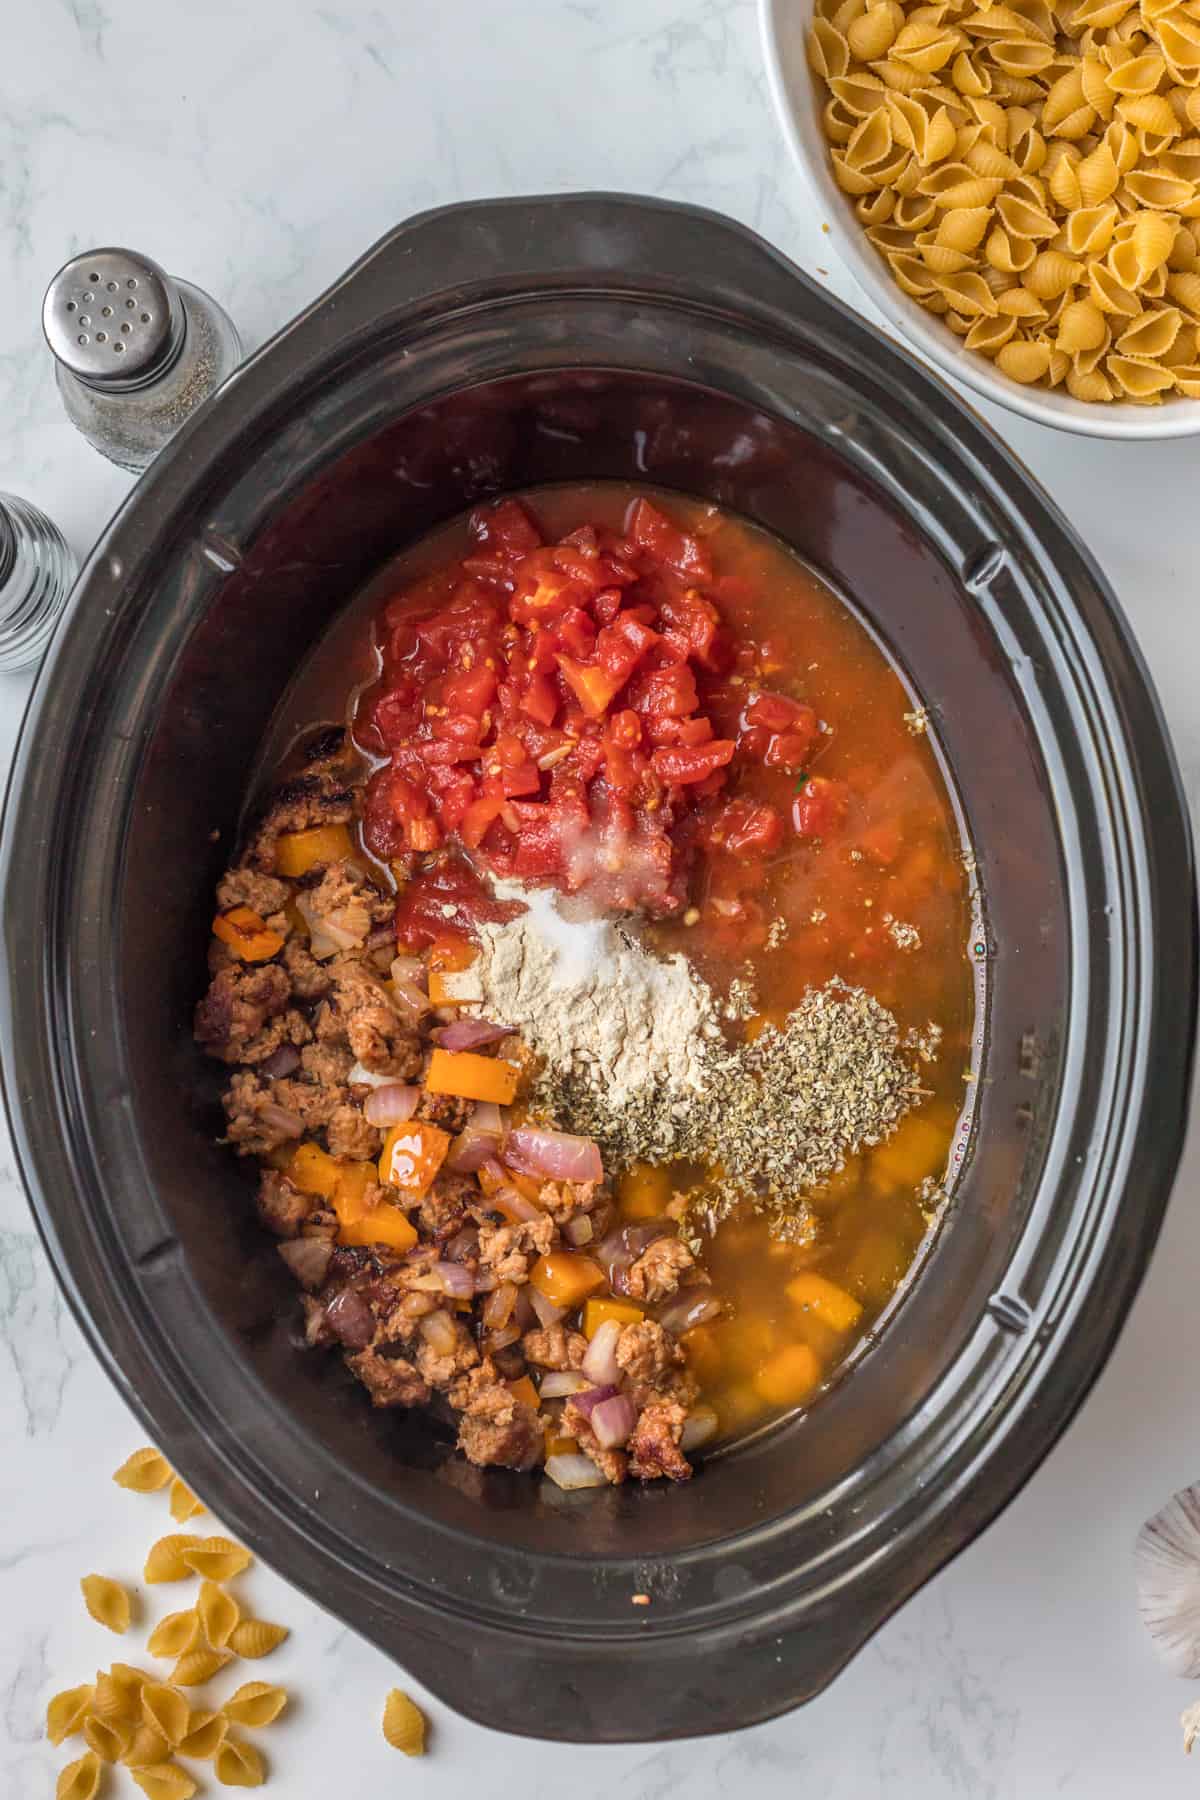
[1136, 1483, 1200, 1676]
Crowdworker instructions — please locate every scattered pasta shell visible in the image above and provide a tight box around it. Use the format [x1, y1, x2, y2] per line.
[141, 1682, 191, 1746]
[222, 1682, 289, 1729]
[179, 1537, 252, 1583]
[171, 1647, 232, 1687]
[56, 1751, 102, 1800]
[129, 1764, 199, 1800]
[382, 1687, 427, 1756]
[122, 1722, 172, 1767]
[113, 1448, 173, 1493]
[169, 1479, 205, 1525]
[81, 1574, 132, 1635]
[83, 1711, 132, 1762]
[178, 1707, 229, 1759]
[108, 1664, 150, 1696]
[146, 1610, 201, 1660]
[228, 1619, 289, 1660]
[197, 1579, 240, 1649]
[46, 1683, 93, 1746]
[91, 1669, 140, 1724]
[144, 1535, 204, 1584]
[215, 1735, 267, 1788]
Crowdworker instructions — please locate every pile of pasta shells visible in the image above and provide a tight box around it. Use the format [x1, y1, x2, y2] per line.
[807, 0, 1200, 401]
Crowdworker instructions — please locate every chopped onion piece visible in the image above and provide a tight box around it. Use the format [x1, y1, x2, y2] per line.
[591, 1393, 637, 1449]
[581, 1318, 623, 1386]
[545, 1452, 607, 1491]
[297, 891, 364, 959]
[571, 1383, 618, 1421]
[563, 1214, 594, 1247]
[444, 1224, 480, 1264]
[348, 1060, 401, 1089]
[657, 1290, 724, 1335]
[485, 1322, 521, 1353]
[482, 1280, 519, 1331]
[363, 1083, 421, 1128]
[392, 974, 431, 1022]
[491, 1186, 543, 1224]
[390, 955, 427, 987]
[259, 1104, 304, 1140]
[528, 1286, 565, 1330]
[446, 1100, 507, 1173]
[434, 1260, 476, 1299]
[505, 1125, 603, 1184]
[419, 1309, 459, 1355]
[324, 1288, 374, 1350]
[538, 1370, 590, 1399]
[261, 1043, 301, 1080]
[680, 1405, 720, 1452]
[434, 1018, 510, 1051]
[278, 1237, 333, 1290]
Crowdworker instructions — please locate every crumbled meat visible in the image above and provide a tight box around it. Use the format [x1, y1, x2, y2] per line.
[300, 859, 375, 950]
[453, 1367, 543, 1470]
[322, 958, 421, 1077]
[223, 1072, 303, 1156]
[237, 1007, 312, 1067]
[521, 1323, 587, 1370]
[534, 1179, 600, 1224]
[346, 1346, 431, 1408]
[245, 768, 356, 873]
[283, 936, 332, 1000]
[326, 1103, 383, 1161]
[377, 1287, 439, 1338]
[301, 1040, 355, 1086]
[627, 1400, 692, 1482]
[216, 866, 291, 918]
[615, 1320, 683, 1389]
[414, 1315, 480, 1387]
[561, 1401, 629, 1484]
[195, 963, 290, 1063]
[256, 1169, 312, 1238]
[414, 1086, 474, 1133]
[267, 1074, 346, 1133]
[300, 1294, 336, 1347]
[476, 1216, 555, 1285]
[416, 1170, 477, 1241]
[297, 725, 355, 773]
[624, 1237, 695, 1304]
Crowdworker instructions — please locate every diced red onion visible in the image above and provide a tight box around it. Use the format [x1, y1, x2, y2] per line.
[297, 892, 364, 958]
[259, 1104, 304, 1140]
[538, 1370, 590, 1399]
[278, 1237, 333, 1290]
[591, 1393, 637, 1450]
[419, 1310, 459, 1356]
[391, 974, 431, 1022]
[491, 1186, 543, 1224]
[485, 1322, 522, 1353]
[443, 1224, 480, 1264]
[446, 1101, 507, 1173]
[528, 1287, 565, 1330]
[433, 1260, 476, 1299]
[363, 1083, 421, 1128]
[434, 1018, 510, 1051]
[571, 1384, 618, 1421]
[512, 1286, 536, 1333]
[324, 1288, 375, 1350]
[563, 1214, 593, 1247]
[581, 1318, 623, 1386]
[545, 1452, 607, 1491]
[261, 1043, 301, 1080]
[482, 1280, 518, 1331]
[504, 1125, 603, 1184]
[657, 1291, 724, 1335]
[680, 1405, 720, 1452]
[348, 1060, 401, 1089]
[390, 955, 427, 986]
[367, 923, 396, 950]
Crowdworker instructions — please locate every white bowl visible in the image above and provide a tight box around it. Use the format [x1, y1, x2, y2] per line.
[759, 0, 1200, 440]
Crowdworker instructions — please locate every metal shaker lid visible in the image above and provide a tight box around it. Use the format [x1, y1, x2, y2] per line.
[42, 249, 183, 385]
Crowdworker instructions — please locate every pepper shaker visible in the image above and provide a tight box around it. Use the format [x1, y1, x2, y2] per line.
[42, 248, 242, 473]
[0, 492, 77, 672]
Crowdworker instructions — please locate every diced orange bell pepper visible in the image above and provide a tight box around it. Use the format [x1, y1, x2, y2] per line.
[427, 936, 481, 1005]
[529, 1252, 607, 1311]
[378, 1121, 451, 1198]
[263, 1143, 297, 1173]
[752, 1343, 822, 1408]
[785, 1272, 863, 1335]
[333, 1161, 378, 1223]
[274, 823, 354, 878]
[506, 1376, 540, 1412]
[616, 1161, 673, 1220]
[680, 1322, 723, 1384]
[424, 1049, 518, 1106]
[211, 905, 285, 963]
[338, 1202, 418, 1254]
[290, 1142, 342, 1200]
[543, 1432, 579, 1458]
[583, 1296, 645, 1338]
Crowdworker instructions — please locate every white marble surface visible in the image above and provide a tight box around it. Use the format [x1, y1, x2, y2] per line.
[3, 0, 1200, 1792]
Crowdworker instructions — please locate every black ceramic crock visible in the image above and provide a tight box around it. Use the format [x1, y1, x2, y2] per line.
[1, 196, 1194, 1742]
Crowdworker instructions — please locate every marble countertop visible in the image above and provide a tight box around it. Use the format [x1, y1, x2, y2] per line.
[4, 0, 1200, 1793]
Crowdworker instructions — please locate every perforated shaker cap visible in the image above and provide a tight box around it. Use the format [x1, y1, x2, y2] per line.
[42, 248, 183, 385]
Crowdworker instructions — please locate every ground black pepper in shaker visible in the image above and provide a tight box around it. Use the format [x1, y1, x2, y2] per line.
[42, 248, 242, 473]
[0, 493, 77, 672]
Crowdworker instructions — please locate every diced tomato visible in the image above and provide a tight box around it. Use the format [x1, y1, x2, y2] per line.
[792, 776, 850, 840]
[746, 691, 812, 732]
[703, 798, 783, 856]
[460, 789, 510, 849]
[471, 498, 542, 559]
[520, 673, 558, 727]
[557, 656, 626, 721]
[427, 767, 476, 831]
[676, 715, 714, 746]
[765, 729, 817, 772]
[442, 665, 497, 716]
[627, 498, 712, 581]
[630, 663, 699, 719]
[649, 740, 735, 786]
[557, 607, 596, 660]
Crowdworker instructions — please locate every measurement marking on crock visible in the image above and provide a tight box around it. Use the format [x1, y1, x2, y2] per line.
[987, 1292, 1032, 1335]
[962, 542, 1008, 593]
[136, 1236, 181, 1274]
[197, 529, 243, 574]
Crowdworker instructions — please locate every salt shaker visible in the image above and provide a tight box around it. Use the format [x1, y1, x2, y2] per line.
[0, 492, 77, 672]
[42, 248, 242, 473]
